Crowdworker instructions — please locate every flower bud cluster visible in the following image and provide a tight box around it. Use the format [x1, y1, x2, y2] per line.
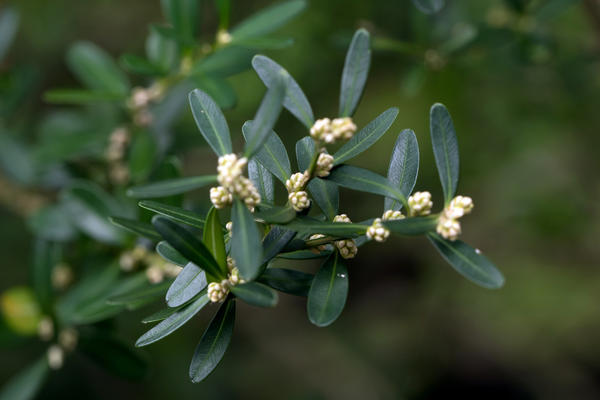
[208, 257, 246, 303]
[105, 127, 131, 185]
[286, 171, 311, 212]
[46, 327, 79, 370]
[127, 83, 164, 127]
[315, 152, 334, 177]
[308, 234, 329, 252]
[366, 218, 390, 242]
[408, 191, 433, 216]
[333, 214, 358, 259]
[309, 117, 357, 144]
[211, 154, 261, 211]
[436, 195, 474, 241]
[119, 246, 182, 283]
[382, 209, 405, 221]
[51, 262, 73, 290]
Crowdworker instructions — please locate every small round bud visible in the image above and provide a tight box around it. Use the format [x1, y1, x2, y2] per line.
[408, 191, 433, 216]
[366, 218, 390, 242]
[210, 186, 233, 209]
[286, 171, 310, 192]
[37, 317, 54, 341]
[119, 252, 136, 272]
[134, 109, 153, 127]
[309, 234, 328, 252]
[146, 265, 164, 284]
[436, 215, 462, 241]
[109, 163, 130, 185]
[310, 118, 332, 142]
[288, 191, 311, 211]
[335, 239, 358, 259]
[382, 210, 405, 221]
[51, 263, 73, 290]
[315, 152, 334, 177]
[333, 214, 352, 223]
[447, 195, 474, 219]
[208, 282, 229, 303]
[47, 345, 64, 370]
[231, 176, 261, 211]
[58, 328, 78, 352]
[216, 29, 232, 45]
[217, 154, 247, 188]
[129, 87, 151, 109]
[331, 117, 357, 141]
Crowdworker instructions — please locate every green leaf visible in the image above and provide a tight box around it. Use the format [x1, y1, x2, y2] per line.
[230, 282, 278, 307]
[243, 75, 286, 158]
[411, 0, 445, 14]
[127, 175, 217, 198]
[327, 165, 406, 205]
[261, 226, 296, 264]
[139, 200, 206, 229]
[427, 233, 505, 289]
[295, 136, 316, 171]
[156, 240, 188, 266]
[254, 205, 296, 224]
[258, 268, 313, 297]
[339, 29, 371, 117]
[385, 129, 419, 211]
[152, 216, 223, 282]
[283, 216, 367, 237]
[66, 41, 130, 96]
[278, 249, 332, 259]
[137, 291, 209, 346]
[307, 178, 339, 220]
[333, 108, 398, 165]
[231, 199, 263, 281]
[216, 0, 230, 29]
[108, 280, 173, 307]
[0, 357, 48, 400]
[146, 29, 177, 72]
[43, 89, 123, 104]
[110, 216, 162, 241]
[230, 0, 306, 40]
[129, 131, 157, 183]
[307, 252, 349, 327]
[32, 239, 61, 312]
[79, 332, 147, 380]
[188, 89, 232, 156]
[242, 121, 291, 183]
[252, 55, 314, 128]
[0, 7, 19, 62]
[194, 76, 237, 109]
[120, 53, 166, 75]
[141, 305, 181, 324]
[166, 262, 208, 307]
[383, 216, 437, 235]
[430, 103, 459, 205]
[248, 159, 275, 204]
[28, 205, 77, 242]
[191, 46, 254, 78]
[189, 298, 235, 383]
[203, 207, 227, 273]
[234, 36, 294, 50]
[160, 0, 198, 43]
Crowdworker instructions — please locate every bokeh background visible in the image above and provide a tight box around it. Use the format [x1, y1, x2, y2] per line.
[2, 0, 600, 398]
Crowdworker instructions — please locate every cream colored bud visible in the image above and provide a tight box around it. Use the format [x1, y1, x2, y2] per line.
[146, 265, 164, 284]
[436, 215, 462, 241]
[208, 282, 229, 303]
[288, 190, 311, 211]
[447, 195, 474, 218]
[286, 171, 310, 192]
[382, 209, 405, 221]
[217, 154, 247, 188]
[216, 29, 232, 45]
[366, 218, 390, 242]
[310, 118, 332, 142]
[408, 191, 433, 216]
[134, 109, 154, 126]
[38, 317, 54, 341]
[109, 163, 130, 185]
[335, 239, 358, 259]
[129, 87, 151, 109]
[58, 328, 78, 352]
[47, 345, 64, 370]
[309, 234, 328, 252]
[51, 263, 73, 290]
[333, 214, 352, 223]
[315, 152, 334, 177]
[331, 117, 357, 141]
[210, 186, 233, 209]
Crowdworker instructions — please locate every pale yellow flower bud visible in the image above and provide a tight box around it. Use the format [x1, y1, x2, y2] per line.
[47, 345, 64, 370]
[366, 218, 390, 242]
[37, 317, 54, 341]
[286, 171, 310, 192]
[210, 186, 233, 209]
[315, 152, 334, 177]
[288, 191, 311, 211]
[408, 191, 433, 216]
[436, 214, 462, 241]
[331, 117, 357, 141]
[58, 328, 78, 352]
[382, 209, 405, 221]
[333, 214, 352, 223]
[335, 239, 358, 259]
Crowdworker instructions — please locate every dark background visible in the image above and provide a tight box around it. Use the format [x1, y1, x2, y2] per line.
[2, 0, 600, 398]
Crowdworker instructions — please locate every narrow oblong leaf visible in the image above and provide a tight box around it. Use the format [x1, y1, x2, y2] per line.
[230, 282, 278, 307]
[161, 0, 198, 43]
[230, 0, 306, 40]
[152, 216, 223, 282]
[248, 159, 275, 204]
[333, 108, 398, 165]
[243, 76, 286, 158]
[188, 89, 232, 156]
[383, 216, 437, 235]
[307, 252, 349, 327]
[339, 29, 371, 117]
[139, 200, 206, 229]
[430, 103, 459, 205]
[189, 298, 235, 383]
[278, 249, 332, 260]
[258, 268, 313, 297]
[283, 216, 367, 237]
[427, 233, 504, 289]
[384, 129, 420, 211]
[0, 357, 48, 400]
[166, 262, 208, 307]
[252, 55, 314, 128]
[261, 226, 296, 264]
[295, 136, 316, 171]
[142, 306, 181, 324]
[43, 89, 123, 104]
[231, 199, 263, 281]
[307, 178, 339, 220]
[203, 207, 227, 273]
[156, 240, 188, 266]
[0, 7, 19, 62]
[127, 175, 217, 198]
[32, 239, 61, 312]
[120, 53, 166, 75]
[242, 121, 291, 183]
[108, 280, 173, 306]
[254, 205, 296, 224]
[327, 165, 406, 205]
[110, 216, 162, 241]
[137, 292, 209, 347]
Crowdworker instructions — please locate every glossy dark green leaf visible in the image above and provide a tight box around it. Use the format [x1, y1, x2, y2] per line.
[248, 159, 275, 204]
[108, 279, 173, 307]
[333, 108, 398, 165]
[295, 136, 316, 171]
[0, 7, 19, 62]
[411, 0, 445, 14]
[203, 207, 227, 273]
[141, 305, 181, 324]
[258, 268, 313, 297]
[120, 53, 166, 75]
[231, 199, 263, 281]
[156, 240, 188, 266]
[230, 282, 278, 307]
[283, 216, 367, 237]
[43, 89, 123, 104]
[252, 55, 314, 128]
[307, 252, 349, 327]
[230, 0, 306, 40]
[430, 103, 459, 205]
[129, 131, 157, 183]
[189, 89, 232, 156]
[385, 129, 419, 211]
[307, 178, 339, 220]
[427, 233, 505, 289]
[278, 249, 332, 259]
[242, 121, 291, 183]
[28, 205, 77, 242]
[109, 216, 162, 241]
[383, 216, 437, 235]
[0, 357, 48, 400]
[66, 41, 130, 96]
[189, 298, 235, 383]
[339, 29, 371, 117]
[166, 262, 208, 307]
[254, 205, 296, 224]
[160, 0, 198, 43]
[327, 165, 406, 204]
[139, 200, 206, 229]
[32, 239, 61, 312]
[137, 291, 209, 346]
[127, 175, 217, 198]
[79, 332, 147, 380]
[152, 216, 223, 282]
[261, 226, 296, 264]
[243, 75, 286, 158]
[194, 76, 237, 109]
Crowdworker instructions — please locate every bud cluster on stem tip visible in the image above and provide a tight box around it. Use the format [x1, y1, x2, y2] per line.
[309, 234, 328, 252]
[382, 209, 405, 221]
[315, 152, 334, 177]
[211, 153, 261, 211]
[208, 257, 246, 303]
[436, 195, 474, 241]
[310, 117, 357, 144]
[366, 218, 390, 242]
[408, 191, 433, 216]
[286, 172, 310, 192]
[333, 214, 358, 258]
[288, 191, 310, 211]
